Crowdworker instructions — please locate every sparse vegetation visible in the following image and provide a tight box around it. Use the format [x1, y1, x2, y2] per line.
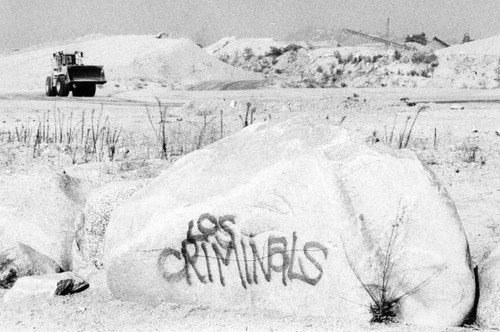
[372, 106, 426, 149]
[265, 46, 284, 58]
[146, 98, 169, 160]
[343, 205, 445, 324]
[239, 102, 257, 128]
[459, 139, 486, 164]
[411, 51, 438, 65]
[4, 107, 122, 164]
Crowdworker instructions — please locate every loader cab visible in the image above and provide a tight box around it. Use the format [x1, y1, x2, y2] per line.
[52, 51, 84, 68]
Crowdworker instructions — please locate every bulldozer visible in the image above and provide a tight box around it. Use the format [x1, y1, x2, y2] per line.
[45, 51, 106, 97]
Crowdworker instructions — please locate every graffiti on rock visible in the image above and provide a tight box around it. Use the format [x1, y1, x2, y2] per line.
[157, 213, 328, 288]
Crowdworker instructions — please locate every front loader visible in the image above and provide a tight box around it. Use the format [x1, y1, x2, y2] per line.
[45, 51, 106, 97]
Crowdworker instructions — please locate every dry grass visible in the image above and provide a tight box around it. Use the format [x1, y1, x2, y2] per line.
[0, 101, 234, 168]
[368, 106, 427, 149]
[1, 107, 121, 164]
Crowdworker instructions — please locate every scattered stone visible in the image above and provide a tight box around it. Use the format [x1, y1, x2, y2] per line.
[2, 272, 88, 303]
[105, 115, 475, 327]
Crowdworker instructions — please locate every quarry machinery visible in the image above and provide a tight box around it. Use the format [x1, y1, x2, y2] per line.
[405, 33, 428, 45]
[339, 29, 415, 51]
[45, 51, 106, 97]
[432, 37, 450, 48]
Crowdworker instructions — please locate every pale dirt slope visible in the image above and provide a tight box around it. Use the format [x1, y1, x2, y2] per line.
[436, 35, 500, 56]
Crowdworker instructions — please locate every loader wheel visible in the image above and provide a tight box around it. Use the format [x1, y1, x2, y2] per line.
[72, 86, 83, 97]
[56, 76, 70, 97]
[83, 84, 96, 97]
[45, 76, 56, 96]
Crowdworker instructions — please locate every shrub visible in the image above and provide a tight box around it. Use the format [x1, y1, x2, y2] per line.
[243, 47, 255, 61]
[316, 66, 324, 73]
[411, 52, 438, 64]
[218, 54, 229, 63]
[393, 50, 402, 61]
[321, 72, 330, 85]
[334, 51, 343, 64]
[266, 46, 284, 58]
[283, 43, 303, 52]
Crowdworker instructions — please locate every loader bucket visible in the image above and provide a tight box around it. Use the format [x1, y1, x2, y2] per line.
[67, 65, 106, 84]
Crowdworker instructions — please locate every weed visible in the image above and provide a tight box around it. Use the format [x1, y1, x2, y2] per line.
[343, 205, 445, 324]
[146, 98, 169, 159]
[459, 140, 485, 164]
[377, 106, 426, 149]
[239, 102, 257, 128]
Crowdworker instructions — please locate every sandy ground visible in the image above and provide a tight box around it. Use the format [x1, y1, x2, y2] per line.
[1, 87, 499, 331]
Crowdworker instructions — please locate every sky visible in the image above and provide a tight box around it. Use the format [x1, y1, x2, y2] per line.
[1, 0, 500, 51]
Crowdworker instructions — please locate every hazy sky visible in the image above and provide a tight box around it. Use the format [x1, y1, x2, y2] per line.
[1, 0, 500, 51]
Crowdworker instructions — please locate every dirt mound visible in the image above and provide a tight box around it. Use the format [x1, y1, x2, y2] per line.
[0, 34, 261, 92]
[205, 37, 288, 58]
[436, 35, 500, 56]
[433, 35, 500, 89]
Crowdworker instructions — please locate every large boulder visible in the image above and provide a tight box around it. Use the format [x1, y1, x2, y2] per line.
[81, 179, 150, 268]
[104, 116, 475, 327]
[477, 246, 500, 328]
[0, 243, 63, 288]
[0, 167, 80, 286]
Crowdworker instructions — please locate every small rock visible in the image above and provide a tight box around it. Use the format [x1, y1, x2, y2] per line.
[450, 104, 464, 110]
[3, 272, 88, 303]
